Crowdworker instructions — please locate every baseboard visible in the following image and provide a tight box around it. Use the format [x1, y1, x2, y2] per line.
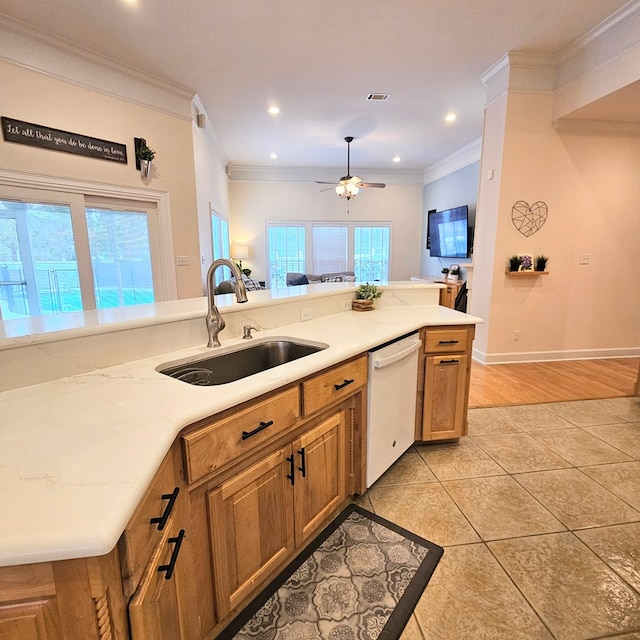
[472, 346, 640, 365]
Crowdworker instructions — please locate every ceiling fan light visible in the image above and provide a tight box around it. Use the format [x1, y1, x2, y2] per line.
[336, 184, 346, 196]
[346, 183, 360, 196]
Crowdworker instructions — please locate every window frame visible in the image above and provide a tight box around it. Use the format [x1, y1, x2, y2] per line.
[0, 171, 176, 317]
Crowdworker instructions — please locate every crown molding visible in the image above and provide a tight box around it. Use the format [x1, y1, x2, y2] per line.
[423, 137, 482, 185]
[0, 16, 194, 119]
[191, 94, 229, 168]
[226, 165, 424, 184]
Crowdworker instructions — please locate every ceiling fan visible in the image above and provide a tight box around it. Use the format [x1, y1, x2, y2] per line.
[316, 136, 386, 200]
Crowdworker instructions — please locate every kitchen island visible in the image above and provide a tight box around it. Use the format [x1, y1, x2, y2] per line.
[0, 281, 481, 640]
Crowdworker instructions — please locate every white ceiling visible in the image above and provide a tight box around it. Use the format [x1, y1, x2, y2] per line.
[0, 0, 634, 173]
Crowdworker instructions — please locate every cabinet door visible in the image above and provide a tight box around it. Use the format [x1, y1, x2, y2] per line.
[129, 520, 187, 640]
[208, 448, 295, 618]
[0, 598, 63, 640]
[293, 411, 347, 544]
[423, 354, 468, 440]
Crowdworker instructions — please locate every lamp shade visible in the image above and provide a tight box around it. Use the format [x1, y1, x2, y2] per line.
[230, 244, 249, 260]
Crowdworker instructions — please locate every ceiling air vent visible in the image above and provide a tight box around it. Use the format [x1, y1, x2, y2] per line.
[366, 93, 390, 102]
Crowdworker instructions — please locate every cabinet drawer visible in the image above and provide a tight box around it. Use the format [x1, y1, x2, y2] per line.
[302, 357, 367, 416]
[119, 448, 178, 596]
[424, 327, 470, 354]
[182, 386, 300, 484]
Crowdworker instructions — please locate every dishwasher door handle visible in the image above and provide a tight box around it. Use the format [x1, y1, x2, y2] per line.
[372, 340, 421, 369]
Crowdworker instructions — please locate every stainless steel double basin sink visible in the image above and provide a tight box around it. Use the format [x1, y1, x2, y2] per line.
[157, 337, 328, 386]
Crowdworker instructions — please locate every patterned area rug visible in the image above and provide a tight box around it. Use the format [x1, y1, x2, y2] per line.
[218, 503, 444, 640]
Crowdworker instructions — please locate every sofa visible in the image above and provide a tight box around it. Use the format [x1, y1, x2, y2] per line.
[213, 274, 265, 295]
[286, 271, 355, 286]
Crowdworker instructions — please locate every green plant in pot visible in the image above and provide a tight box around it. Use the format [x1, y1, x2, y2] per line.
[534, 254, 550, 272]
[508, 255, 522, 272]
[441, 267, 450, 278]
[449, 265, 461, 281]
[353, 282, 382, 311]
[137, 144, 156, 177]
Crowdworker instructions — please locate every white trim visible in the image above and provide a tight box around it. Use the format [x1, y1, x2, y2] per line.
[0, 168, 177, 300]
[473, 346, 640, 365]
[423, 138, 482, 185]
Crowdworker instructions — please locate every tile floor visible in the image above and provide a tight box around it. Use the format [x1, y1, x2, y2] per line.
[357, 397, 640, 640]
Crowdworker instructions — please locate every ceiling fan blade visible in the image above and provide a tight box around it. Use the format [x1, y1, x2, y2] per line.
[316, 181, 338, 185]
[319, 186, 336, 192]
[358, 182, 386, 188]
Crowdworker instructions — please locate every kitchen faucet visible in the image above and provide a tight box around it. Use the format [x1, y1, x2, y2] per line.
[205, 258, 248, 347]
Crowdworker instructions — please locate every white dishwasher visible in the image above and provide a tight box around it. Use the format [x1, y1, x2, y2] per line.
[366, 332, 421, 487]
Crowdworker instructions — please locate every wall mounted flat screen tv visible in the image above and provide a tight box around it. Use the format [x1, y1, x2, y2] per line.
[428, 205, 469, 258]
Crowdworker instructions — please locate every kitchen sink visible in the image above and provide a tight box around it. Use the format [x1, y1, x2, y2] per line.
[157, 338, 329, 386]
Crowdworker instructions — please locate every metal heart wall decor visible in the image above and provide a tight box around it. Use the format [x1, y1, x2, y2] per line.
[511, 200, 548, 237]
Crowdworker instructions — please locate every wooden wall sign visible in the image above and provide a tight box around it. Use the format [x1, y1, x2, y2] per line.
[1, 117, 128, 164]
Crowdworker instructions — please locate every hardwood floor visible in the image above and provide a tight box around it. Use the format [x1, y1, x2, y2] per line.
[469, 357, 640, 408]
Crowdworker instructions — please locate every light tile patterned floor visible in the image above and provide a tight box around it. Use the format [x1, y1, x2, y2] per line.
[359, 397, 640, 640]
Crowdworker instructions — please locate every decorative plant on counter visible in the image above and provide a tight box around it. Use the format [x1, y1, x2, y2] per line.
[441, 267, 450, 277]
[449, 265, 461, 281]
[508, 255, 522, 272]
[353, 282, 382, 311]
[534, 254, 550, 272]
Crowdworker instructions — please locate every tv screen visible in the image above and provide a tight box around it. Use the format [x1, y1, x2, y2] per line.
[428, 205, 469, 258]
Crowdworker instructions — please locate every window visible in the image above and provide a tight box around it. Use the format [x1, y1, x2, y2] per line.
[0, 184, 168, 320]
[266, 221, 390, 287]
[211, 209, 230, 284]
[354, 225, 390, 282]
[268, 225, 306, 288]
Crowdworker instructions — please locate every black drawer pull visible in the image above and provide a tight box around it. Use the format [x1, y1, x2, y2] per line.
[150, 487, 180, 531]
[334, 379, 354, 391]
[158, 529, 185, 580]
[298, 448, 307, 478]
[438, 339, 459, 345]
[242, 420, 274, 440]
[286, 454, 295, 485]
[438, 359, 460, 364]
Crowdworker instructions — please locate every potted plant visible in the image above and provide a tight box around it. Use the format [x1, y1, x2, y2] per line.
[508, 255, 522, 272]
[449, 265, 460, 281]
[137, 144, 156, 177]
[440, 267, 450, 280]
[534, 254, 550, 272]
[352, 282, 382, 311]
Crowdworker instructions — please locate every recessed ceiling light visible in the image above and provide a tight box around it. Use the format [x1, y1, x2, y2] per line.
[270, 153, 278, 159]
[445, 113, 457, 122]
[393, 156, 401, 163]
[268, 106, 280, 116]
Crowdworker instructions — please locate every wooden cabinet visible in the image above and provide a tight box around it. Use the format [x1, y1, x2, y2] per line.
[419, 325, 475, 442]
[0, 552, 129, 640]
[207, 408, 348, 619]
[128, 519, 187, 640]
[437, 280, 465, 309]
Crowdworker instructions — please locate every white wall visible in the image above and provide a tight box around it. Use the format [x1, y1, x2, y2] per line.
[228, 180, 424, 282]
[0, 59, 206, 299]
[474, 87, 640, 362]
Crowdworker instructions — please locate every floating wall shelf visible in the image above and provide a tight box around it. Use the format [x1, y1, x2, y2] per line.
[505, 270, 549, 276]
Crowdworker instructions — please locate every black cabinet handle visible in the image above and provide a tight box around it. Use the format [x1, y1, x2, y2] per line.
[242, 420, 274, 440]
[438, 339, 459, 345]
[158, 529, 185, 580]
[438, 359, 460, 364]
[286, 454, 295, 485]
[334, 379, 354, 391]
[150, 487, 180, 531]
[298, 448, 306, 478]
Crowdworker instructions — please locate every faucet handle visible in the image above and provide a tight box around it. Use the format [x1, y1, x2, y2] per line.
[243, 325, 258, 339]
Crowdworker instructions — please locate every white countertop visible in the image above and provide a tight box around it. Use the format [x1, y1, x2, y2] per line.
[0, 299, 480, 567]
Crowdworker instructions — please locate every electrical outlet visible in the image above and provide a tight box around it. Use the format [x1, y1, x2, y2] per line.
[176, 256, 189, 266]
[342, 300, 352, 311]
[300, 308, 313, 322]
[580, 253, 591, 265]
[513, 330, 520, 341]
